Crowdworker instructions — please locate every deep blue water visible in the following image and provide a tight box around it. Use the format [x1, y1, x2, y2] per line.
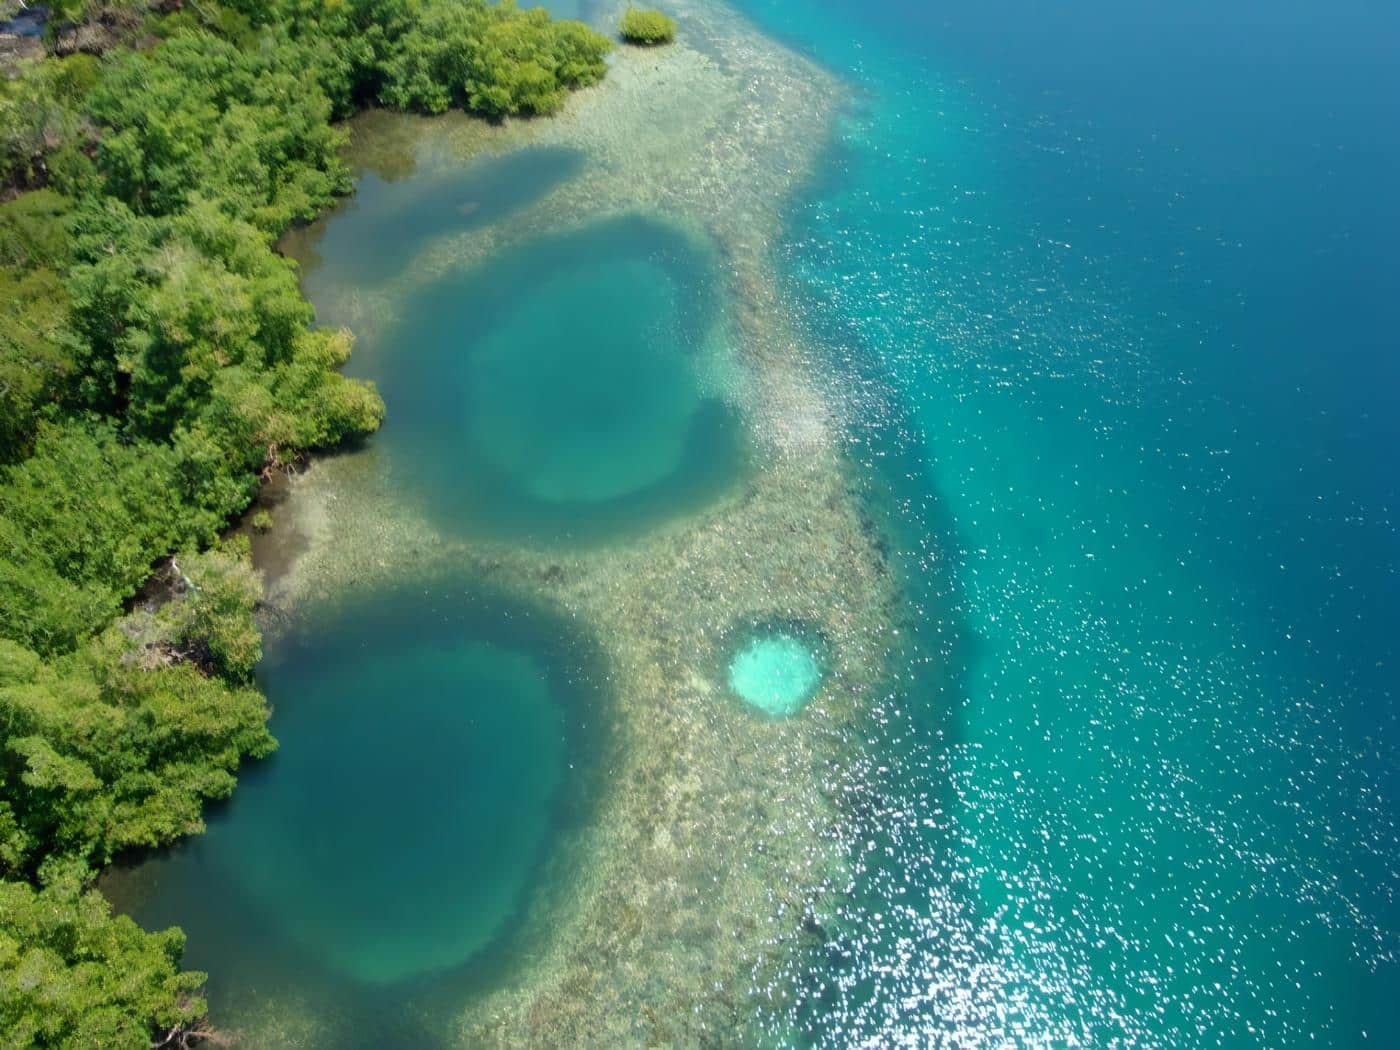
[731, 0, 1400, 1044]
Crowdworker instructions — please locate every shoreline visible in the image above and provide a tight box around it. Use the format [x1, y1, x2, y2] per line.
[239, 1, 904, 1042]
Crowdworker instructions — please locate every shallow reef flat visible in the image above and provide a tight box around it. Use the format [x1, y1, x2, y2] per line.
[261, 1, 904, 1043]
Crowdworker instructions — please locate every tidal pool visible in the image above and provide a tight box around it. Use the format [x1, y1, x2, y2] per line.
[365, 214, 746, 545]
[727, 624, 826, 717]
[107, 580, 609, 1043]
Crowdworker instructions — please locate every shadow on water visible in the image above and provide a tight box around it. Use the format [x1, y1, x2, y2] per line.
[0, 5, 47, 37]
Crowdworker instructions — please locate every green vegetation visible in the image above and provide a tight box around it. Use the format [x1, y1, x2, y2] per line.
[0, 575, 274, 878]
[619, 7, 676, 45]
[0, 876, 206, 1049]
[0, 1, 610, 1043]
[379, 3, 611, 115]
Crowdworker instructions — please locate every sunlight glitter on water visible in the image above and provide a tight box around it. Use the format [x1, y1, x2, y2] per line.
[736, 0, 1400, 1043]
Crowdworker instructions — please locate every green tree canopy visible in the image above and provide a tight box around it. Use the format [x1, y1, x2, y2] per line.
[379, 0, 611, 116]
[0, 876, 205, 1049]
[619, 7, 676, 45]
[0, 615, 274, 878]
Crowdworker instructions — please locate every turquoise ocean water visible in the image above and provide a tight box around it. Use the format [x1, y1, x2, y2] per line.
[732, 0, 1400, 1044]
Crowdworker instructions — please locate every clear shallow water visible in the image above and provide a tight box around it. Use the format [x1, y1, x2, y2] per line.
[297, 144, 585, 295]
[733, 0, 1400, 1044]
[109, 580, 608, 1044]
[728, 631, 823, 717]
[363, 214, 746, 545]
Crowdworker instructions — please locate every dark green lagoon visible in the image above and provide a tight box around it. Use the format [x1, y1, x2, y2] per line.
[108, 581, 609, 1044]
[286, 140, 748, 547]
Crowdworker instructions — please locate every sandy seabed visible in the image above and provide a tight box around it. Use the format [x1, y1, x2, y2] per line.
[261, 2, 904, 1043]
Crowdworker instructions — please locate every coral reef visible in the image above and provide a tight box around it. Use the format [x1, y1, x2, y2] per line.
[257, 1, 903, 1042]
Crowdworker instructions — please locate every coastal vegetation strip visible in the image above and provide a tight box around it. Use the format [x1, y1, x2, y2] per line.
[0, 1, 610, 1045]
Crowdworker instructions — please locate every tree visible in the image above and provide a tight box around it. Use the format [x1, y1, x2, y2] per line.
[619, 7, 676, 45]
[0, 421, 210, 654]
[378, 0, 610, 117]
[0, 626, 274, 877]
[0, 876, 207, 1050]
[161, 538, 263, 682]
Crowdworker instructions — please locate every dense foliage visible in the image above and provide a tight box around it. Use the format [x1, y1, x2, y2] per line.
[0, 543, 274, 881]
[0, 0, 609, 1043]
[379, 2, 610, 115]
[0, 876, 205, 1050]
[619, 7, 676, 44]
